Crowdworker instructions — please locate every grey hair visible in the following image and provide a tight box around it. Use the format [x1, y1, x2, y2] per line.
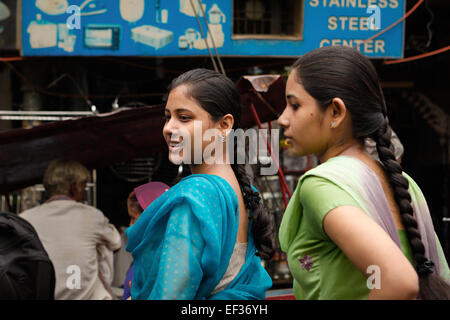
[43, 159, 90, 198]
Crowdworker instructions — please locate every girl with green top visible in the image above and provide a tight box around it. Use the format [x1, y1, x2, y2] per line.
[277, 46, 450, 300]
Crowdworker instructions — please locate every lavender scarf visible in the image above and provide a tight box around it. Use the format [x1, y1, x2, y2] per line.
[295, 155, 441, 275]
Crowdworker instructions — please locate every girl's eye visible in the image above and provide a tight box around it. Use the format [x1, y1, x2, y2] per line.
[179, 115, 191, 122]
[163, 115, 170, 121]
[291, 103, 300, 110]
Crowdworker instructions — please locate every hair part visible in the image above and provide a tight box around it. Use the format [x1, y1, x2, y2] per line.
[292, 46, 450, 299]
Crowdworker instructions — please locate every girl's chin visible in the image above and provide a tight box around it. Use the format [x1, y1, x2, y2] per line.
[168, 153, 184, 165]
[291, 146, 306, 157]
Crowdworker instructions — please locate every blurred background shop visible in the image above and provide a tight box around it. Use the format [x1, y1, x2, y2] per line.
[1, 0, 449, 298]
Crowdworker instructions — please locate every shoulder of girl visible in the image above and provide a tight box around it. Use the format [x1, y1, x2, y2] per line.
[176, 176, 217, 198]
[179, 175, 215, 188]
[401, 171, 416, 185]
[299, 175, 332, 200]
[401, 172, 426, 197]
[401, 172, 421, 191]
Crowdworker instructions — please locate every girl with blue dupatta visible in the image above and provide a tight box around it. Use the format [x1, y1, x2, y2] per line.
[126, 69, 274, 300]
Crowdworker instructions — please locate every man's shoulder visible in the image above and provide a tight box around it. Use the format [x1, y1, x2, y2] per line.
[21, 200, 105, 220]
[19, 205, 40, 220]
[20, 201, 54, 218]
[72, 202, 106, 219]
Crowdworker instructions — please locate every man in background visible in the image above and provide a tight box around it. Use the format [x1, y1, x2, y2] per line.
[21, 159, 121, 300]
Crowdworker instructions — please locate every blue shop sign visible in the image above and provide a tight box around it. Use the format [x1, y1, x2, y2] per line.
[21, 0, 405, 58]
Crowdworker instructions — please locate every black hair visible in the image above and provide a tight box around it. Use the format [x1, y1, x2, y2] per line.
[291, 45, 450, 299]
[168, 68, 274, 260]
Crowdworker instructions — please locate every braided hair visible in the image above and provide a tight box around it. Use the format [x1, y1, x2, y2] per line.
[372, 117, 450, 299]
[292, 46, 450, 299]
[168, 68, 274, 260]
[230, 146, 275, 260]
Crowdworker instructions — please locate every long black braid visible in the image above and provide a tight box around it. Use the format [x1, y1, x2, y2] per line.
[230, 139, 274, 260]
[372, 117, 450, 299]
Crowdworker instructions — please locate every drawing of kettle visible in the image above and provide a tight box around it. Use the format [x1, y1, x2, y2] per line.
[208, 4, 225, 24]
[120, 0, 145, 23]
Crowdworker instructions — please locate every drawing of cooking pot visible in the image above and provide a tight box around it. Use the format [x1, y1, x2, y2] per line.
[208, 4, 225, 24]
[178, 35, 188, 50]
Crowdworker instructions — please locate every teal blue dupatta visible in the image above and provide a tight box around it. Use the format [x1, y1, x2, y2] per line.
[126, 174, 272, 300]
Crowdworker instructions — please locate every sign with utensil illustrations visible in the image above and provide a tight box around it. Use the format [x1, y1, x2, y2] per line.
[21, 0, 405, 58]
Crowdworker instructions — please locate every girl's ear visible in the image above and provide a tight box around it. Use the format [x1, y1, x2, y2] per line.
[219, 113, 234, 133]
[329, 98, 347, 129]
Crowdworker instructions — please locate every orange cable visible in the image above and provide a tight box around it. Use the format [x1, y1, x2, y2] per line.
[364, 0, 424, 43]
[384, 45, 450, 64]
[0, 57, 25, 62]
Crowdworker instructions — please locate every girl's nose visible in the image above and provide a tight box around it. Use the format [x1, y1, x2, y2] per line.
[163, 117, 175, 136]
[277, 107, 289, 128]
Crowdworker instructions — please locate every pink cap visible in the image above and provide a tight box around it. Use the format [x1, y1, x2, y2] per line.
[134, 182, 170, 211]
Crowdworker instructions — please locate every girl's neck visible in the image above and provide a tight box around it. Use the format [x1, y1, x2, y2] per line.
[190, 162, 234, 177]
[319, 139, 366, 164]
[189, 148, 233, 176]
